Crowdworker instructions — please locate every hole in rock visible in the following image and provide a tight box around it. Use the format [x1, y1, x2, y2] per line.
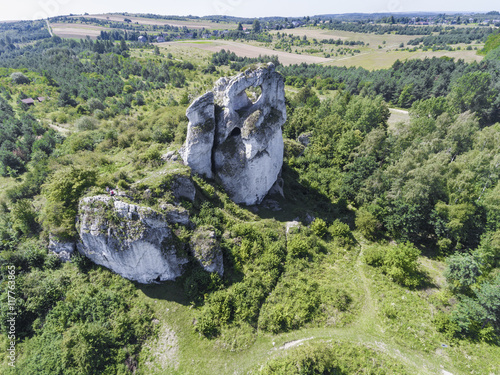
[244, 85, 262, 104]
[230, 127, 241, 137]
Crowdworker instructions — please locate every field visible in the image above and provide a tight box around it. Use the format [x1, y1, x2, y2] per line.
[269, 27, 485, 69]
[49, 22, 107, 39]
[48, 18, 485, 68]
[134, 242, 499, 375]
[163, 40, 330, 65]
[72, 14, 240, 29]
[324, 47, 484, 70]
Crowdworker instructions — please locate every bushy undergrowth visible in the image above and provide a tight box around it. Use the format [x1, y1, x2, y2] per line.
[257, 341, 410, 374]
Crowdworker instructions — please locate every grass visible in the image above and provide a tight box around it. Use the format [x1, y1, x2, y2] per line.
[132, 233, 500, 374]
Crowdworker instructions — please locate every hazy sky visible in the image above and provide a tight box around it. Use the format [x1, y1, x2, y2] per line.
[1, 0, 498, 21]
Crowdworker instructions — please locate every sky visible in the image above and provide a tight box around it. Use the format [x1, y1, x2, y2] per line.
[0, 0, 497, 21]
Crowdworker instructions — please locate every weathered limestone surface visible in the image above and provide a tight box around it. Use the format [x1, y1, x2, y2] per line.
[77, 195, 189, 283]
[180, 63, 286, 205]
[48, 235, 75, 262]
[179, 92, 215, 178]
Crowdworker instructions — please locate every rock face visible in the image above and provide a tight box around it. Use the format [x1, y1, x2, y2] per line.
[179, 92, 215, 178]
[77, 195, 189, 283]
[180, 63, 286, 205]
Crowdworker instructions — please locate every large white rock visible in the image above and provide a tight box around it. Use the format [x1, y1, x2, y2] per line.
[180, 63, 286, 205]
[77, 195, 189, 283]
[179, 92, 215, 178]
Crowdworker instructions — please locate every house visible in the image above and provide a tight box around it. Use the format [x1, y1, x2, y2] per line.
[156, 36, 165, 43]
[138, 36, 147, 43]
[37, 97, 46, 102]
[21, 98, 35, 105]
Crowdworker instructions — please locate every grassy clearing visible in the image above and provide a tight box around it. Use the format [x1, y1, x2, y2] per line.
[133, 235, 500, 374]
[325, 48, 484, 70]
[388, 108, 410, 130]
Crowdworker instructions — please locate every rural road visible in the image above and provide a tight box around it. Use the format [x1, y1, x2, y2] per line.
[46, 20, 53, 37]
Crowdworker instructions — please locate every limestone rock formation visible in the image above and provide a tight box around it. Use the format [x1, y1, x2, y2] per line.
[77, 195, 189, 283]
[180, 63, 286, 205]
[179, 92, 215, 178]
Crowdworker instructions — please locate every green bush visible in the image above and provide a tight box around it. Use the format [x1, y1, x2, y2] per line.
[363, 245, 385, 267]
[310, 218, 327, 238]
[355, 208, 381, 240]
[11, 72, 30, 84]
[364, 242, 421, 288]
[258, 341, 410, 374]
[75, 116, 99, 131]
[383, 242, 421, 287]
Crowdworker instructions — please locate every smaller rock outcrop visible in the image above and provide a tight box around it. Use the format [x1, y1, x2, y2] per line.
[48, 235, 75, 262]
[189, 226, 223, 275]
[77, 196, 189, 283]
[171, 175, 196, 202]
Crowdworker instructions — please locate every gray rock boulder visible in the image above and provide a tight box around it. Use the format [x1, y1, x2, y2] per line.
[77, 195, 189, 283]
[180, 63, 286, 205]
[171, 175, 196, 202]
[48, 235, 75, 262]
[160, 203, 191, 226]
[190, 226, 223, 275]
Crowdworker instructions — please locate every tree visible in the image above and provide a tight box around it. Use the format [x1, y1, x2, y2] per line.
[445, 253, 482, 294]
[355, 207, 381, 240]
[237, 22, 243, 31]
[447, 71, 495, 123]
[10, 72, 30, 84]
[252, 19, 261, 33]
[41, 166, 97, 239]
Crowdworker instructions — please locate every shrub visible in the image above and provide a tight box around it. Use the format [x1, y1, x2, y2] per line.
[310, 218, 327, 238]
[363, 245, 385, 267]
[445, 253, 482, 294]
[87, 98, 105, 112]
[75, 116, 99, 131]
[11, 72, 30, 84]
[383, 242, 421, 287]
[355, 208, 381, 240]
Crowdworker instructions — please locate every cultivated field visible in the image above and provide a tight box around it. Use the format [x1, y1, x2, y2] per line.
[72, 14, 239, 29]
[325, 48, 484, 70]
[163, 40, 331, 65]
[49, 22, 107, 39]
[268, 27, 484, 69]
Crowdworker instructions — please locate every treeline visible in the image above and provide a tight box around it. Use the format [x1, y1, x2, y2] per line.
[407, 27, 494, 46]
[278, 57, 500, 123]
[283, 85, 500, 340]
[211, 49, 280, 71]
[320, 21, 439, 35]
[0, 21, 51, 53]
[0, 36, 189, 104]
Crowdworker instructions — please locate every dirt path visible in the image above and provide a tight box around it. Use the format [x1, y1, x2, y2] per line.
[46, 20, 53, 37]
[49, 123, 70, 134]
